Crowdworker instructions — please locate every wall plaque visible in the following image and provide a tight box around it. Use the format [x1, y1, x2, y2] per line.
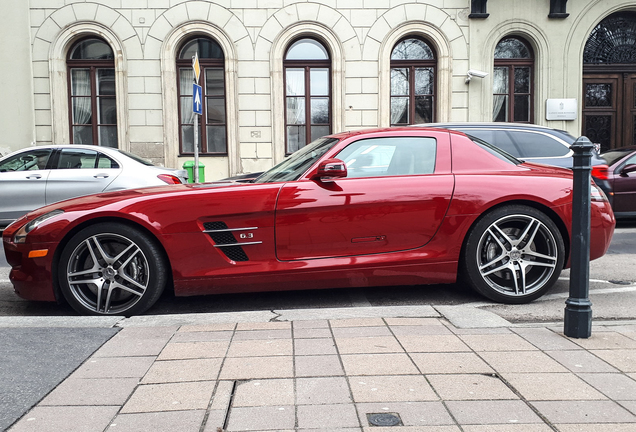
[546, 99, 577, 120]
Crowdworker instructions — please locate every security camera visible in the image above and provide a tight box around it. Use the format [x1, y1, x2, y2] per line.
[467, 69, 488, 78]
[465, 69, 489, 83]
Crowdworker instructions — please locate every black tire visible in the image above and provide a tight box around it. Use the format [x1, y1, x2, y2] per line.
[58, 222, 167, 316]
[461, 205, 565, 304]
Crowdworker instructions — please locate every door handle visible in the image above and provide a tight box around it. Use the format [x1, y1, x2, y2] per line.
[26, 174, 42, 179]
[351, 235, 387, 243]
[94, 174, 110, 179]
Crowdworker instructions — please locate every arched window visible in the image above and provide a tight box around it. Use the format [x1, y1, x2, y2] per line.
[284, 38, 331, 154]
[583, 12, 636, 64]
[493, 37, 534, 123]
[177, 37, 226, 155]
[67, 38, 117, 147]
[390, 37, 436, 125]
[582, 12, 636, 151]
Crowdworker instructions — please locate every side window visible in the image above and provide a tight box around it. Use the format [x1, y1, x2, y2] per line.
[622, 154, 636, 168]
[336, 137, 436, 178]
[97, 153, 119, 169]
[0, 149, 53, 172]
[509, 132, 569, 158]
[58, 149, 98, 169]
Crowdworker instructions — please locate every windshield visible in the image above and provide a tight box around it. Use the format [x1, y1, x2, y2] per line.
[254, 137, 339, 183]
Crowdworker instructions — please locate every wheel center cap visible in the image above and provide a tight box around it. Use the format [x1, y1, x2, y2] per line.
[104, 266, 117, 280]
[510, 249, 522, 261]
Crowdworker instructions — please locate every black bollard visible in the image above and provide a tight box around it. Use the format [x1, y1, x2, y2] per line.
[564, 136, 594, 338]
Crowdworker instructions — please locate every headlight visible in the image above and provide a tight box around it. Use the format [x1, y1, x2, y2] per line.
[13, 209, 64, 244]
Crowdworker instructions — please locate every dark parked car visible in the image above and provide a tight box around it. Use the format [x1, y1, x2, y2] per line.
[598, 146, 636, 218]
[417, 123, 611, 194]
[3, 128, 615, 316]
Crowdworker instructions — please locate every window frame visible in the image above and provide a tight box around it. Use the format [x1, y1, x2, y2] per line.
[493, 37, 535, 124]
[390, 37, 437, 126]
[176, 37, 227, 156]
[66, 38, 117, 147]
[283, 38, 332, 155]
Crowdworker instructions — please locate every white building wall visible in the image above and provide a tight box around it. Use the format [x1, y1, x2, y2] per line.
[0, 0, 35, 157]
[2, 0, 635, 178]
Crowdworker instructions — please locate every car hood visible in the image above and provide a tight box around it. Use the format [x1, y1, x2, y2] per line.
[22, 181, 252, 220]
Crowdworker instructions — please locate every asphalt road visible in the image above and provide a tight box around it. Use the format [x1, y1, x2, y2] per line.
[0, 327, 118, 431]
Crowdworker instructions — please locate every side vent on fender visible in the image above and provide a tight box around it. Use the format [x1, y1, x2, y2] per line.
[202, 221, 257, 262]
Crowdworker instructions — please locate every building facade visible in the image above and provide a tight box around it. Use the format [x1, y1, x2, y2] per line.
[1, 0, 636, 180]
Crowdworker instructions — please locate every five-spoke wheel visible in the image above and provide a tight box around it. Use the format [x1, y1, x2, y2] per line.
[58, 223, 167, 315]
[462, 205, 565, 303]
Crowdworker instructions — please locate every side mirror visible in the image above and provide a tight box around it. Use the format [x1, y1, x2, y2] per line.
[313, 158, 347, 181]
[620, 163, 636, 176]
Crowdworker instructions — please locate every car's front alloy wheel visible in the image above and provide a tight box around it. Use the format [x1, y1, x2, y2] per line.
[462, 205, 565, 303]
[59, 223, 167, 315]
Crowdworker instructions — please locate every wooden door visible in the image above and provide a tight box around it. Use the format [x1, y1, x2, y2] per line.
[583, 73, 636, 151]
[624, 75, 636, 149]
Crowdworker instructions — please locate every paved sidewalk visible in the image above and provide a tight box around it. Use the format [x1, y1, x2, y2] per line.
[6, 312, 636, 432]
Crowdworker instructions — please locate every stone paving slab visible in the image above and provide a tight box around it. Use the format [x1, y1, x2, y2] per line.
[39, 377, 139, 406]
[348, 374, 437, 402]
[107, 410, 206, 432]
[500, 372, 606, 400]
[233, 379, 295, 406]
[426, 373, 517, 400]
[531, 400, 636, 423]
[8, 406, 120, 432]
[6, 316, 636, 431]
[546, 348, 620, 373]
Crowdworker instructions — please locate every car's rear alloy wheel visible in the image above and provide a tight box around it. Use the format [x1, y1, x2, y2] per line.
[463, 205, 565, 303]
[59, 223, 167, 316]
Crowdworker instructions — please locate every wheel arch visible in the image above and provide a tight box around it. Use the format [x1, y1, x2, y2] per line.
[458, 199, 571, 271]
[51, 216, 174, 303]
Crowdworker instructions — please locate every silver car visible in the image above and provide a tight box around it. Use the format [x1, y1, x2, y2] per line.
[0, 145, 187, 227]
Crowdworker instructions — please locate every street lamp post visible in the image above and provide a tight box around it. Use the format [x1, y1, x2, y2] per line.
[564, 136, 594, 338]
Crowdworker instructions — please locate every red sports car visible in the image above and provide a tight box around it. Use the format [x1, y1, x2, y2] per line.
[2, 128, 616, 316]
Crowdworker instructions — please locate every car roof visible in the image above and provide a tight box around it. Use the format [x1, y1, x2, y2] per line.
[327, 126, 470, 140]
[0, 145, 133, 163]
[23, 144, 121, 153]
[601, 145, 636, 154]
[414, 122, 571, 134]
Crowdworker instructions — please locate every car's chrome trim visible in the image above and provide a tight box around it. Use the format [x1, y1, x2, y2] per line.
[213, 241, 262, 247]
[203, 226, 258, 233]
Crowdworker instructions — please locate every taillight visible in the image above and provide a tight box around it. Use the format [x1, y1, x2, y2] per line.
[157, 174, 182, 184]
[591, 164, 609, 180]
[591, 184, 609, 202]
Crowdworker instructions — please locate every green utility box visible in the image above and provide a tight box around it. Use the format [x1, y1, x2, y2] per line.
[183, 161, 205, 183]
